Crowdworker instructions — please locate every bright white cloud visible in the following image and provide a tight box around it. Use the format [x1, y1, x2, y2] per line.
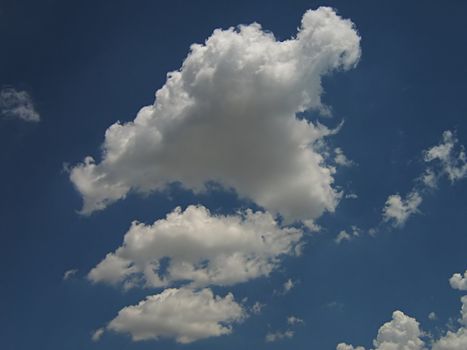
[373, 311, 425, 350]
[381, 130, 467, 229]
[70, 7, 361, 222]
[0, 87, 40, 122]
[432, 296, 467, 350]
[88, 205, 302, 289]
[107, 288, 245, 344]
[265, 330, 294, 342]
[450, 271, 467, 291]
[337, 290, 467, 350]
[382, 191, 422, 228]
[337, 310, 425, 350]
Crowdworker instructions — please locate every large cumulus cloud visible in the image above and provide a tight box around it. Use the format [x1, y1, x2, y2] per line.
[70, 7, 361, 222]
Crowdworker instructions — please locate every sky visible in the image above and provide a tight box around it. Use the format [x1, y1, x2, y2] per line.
[1, 1, 467, 349]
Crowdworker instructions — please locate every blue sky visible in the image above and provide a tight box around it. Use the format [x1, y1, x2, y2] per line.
[1, 1, 467, 349]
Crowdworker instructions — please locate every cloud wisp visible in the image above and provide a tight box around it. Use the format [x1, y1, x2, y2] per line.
[0, 87, 40, 122]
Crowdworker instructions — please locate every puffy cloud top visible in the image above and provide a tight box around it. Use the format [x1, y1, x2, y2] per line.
[450, 271, 467, 291]
[88, 205, 302, 288]
[70, 7, 361, 222]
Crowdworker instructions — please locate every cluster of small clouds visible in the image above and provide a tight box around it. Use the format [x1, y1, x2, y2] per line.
[337, 270, 467, 350]
[265, 315, 304, 342]
[335, 225, 361, 244]
[0, 87, 40, 122]
[75, 7, 361, 344]
[383, 131, 467, 228]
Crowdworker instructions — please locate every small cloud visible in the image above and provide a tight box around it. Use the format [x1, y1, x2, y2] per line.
[345, 193, 358, 199]
[251, 302, 265, 315]
[382, 191, 422, 228]
[63, 269, 78, 281]
[428, 312, 437, 321]
[0, 87, 40, 122]
[265, 330, 294, 342]
[91, 327, 105, 342]
[449, 270, 467, 291]
[287, 315, 304, 326]
[335, 226, 360, 244]
[334, 147, 355, 167]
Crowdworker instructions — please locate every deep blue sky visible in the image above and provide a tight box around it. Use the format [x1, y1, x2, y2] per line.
[1, 1, 467, 349]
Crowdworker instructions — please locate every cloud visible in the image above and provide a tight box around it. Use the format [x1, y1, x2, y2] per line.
[287, 315, 304, 325]
[429, 312, 438, 321]
[431, 295, 467, 350]
[251, 301, 265, 315]
[106, 288, 245, 344]
[381, 130, 467, 229]
[91, 328, 104, 342]
[265, 330, 294, 342]
[335, 147, 355, 167]
[424, 131, 467, 183]
[63, 269, 78, 280]
[335, 225, 360, 244]
[88, 205, 302, 289]
[450, 271, 467, 291]
[70, 7, 361, 222]
[382, 191, 422, 228]
[337, 277, 467, 350]
[0, 87, 40, 122]
[337, 310, 425, 350]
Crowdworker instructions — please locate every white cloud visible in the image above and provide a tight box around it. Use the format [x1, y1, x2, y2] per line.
[107, 288, 245, 344]
[381, 130, 467, 229]
[449, 271, 467, 291]
[287, 315, 304, 325]
[265, 330, 294, 342]
[432, 296, 467, 350]
[251, 302, 265, 315]
[63, 269, 78, 280]
[91, 328, 104, 342]
[70, 7, 361, 222]
[372, 311, 425, 350]
[429, 312, 437, 321]
[337, 288, 467, 350]
[382, 191, 422, 228]
[345, 193, 358, 199]
[0, 87, 40, 122]
[337, 310, 425, 350]
[335, 225, 360, 244]
[335, 147, 355, 167]
[88, 205, 302, 288]
[424, 131, 467, 183]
